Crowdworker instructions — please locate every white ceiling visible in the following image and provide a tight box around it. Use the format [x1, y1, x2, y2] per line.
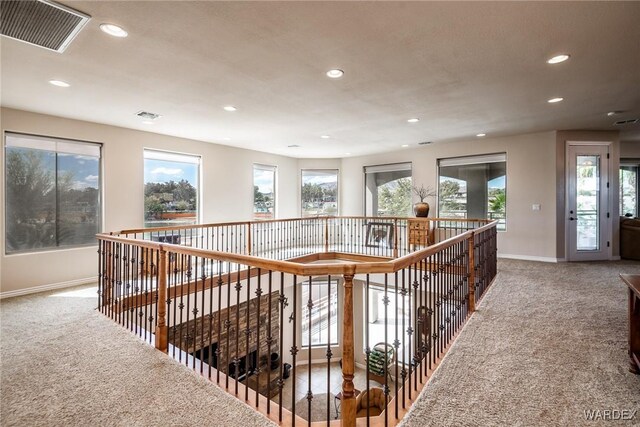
[1, 1, 639, 158]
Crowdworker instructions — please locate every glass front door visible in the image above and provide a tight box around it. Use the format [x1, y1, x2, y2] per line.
[568, 145, 610, 261]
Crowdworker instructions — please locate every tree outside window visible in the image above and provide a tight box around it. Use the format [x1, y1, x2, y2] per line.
[144, 150, 200, 228]
[5, 133, 101, 254]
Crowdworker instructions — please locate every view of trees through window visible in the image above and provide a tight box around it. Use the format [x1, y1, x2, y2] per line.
[144, 150, 199, 228]
[620, 164, 638, 217]
[365, 163, 413, 217]
[438, 154, 507, 230]
[301, 170, 338, 217]
[254, 165, 276, 219]
[5, 133, 101, 254]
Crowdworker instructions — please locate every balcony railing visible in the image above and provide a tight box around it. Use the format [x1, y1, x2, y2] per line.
[97, 216, 497, 426]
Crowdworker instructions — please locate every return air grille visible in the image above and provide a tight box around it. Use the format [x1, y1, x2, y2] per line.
[613, 119, 639, 126]
[0, 0, 90, 53]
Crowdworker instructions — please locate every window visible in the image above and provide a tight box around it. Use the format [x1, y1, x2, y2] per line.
[253, 164, 276, 220]
[365, 285, 412, 364]
[301, 278, 338, 347]
[5, 133, 101, 254]
[438, 154, 507, 230]
[301, 169, 338, 217]
[620, 161, 639, 217]
[144, 150, 200, 228]
[364, 163, 412, 217]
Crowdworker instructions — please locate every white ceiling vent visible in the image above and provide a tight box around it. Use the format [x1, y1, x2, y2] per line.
[136, 111, 162, 120]
[0, 0, 90, 53]
[613, 119, 639, 126]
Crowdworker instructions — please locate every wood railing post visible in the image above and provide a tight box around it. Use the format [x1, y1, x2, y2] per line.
[468, 233, 476, 313]
[341, 272, 356, 427]
[156, 247, 168, 353]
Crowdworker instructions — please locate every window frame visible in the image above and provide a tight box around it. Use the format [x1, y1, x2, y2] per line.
[437, 153, 507, 230]
[300, 169, 339, 217]
[143, 148, 202, 228]
[253, 164, 277, 220]
[363, 162, 413, 217]
[620, 159, 640, 217]
[300, 277, 340, 348]
[4, 131, 103, 255]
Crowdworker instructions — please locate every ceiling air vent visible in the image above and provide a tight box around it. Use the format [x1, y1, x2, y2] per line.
[613, 119, 639, 126]
[0, 0, 90, 53]
[136, 111, 162, 120]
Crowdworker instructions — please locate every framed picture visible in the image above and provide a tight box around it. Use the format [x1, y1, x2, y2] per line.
[365, 222, 394, 249]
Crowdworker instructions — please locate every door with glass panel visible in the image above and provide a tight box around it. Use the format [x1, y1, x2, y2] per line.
[567, 144, 610, 261]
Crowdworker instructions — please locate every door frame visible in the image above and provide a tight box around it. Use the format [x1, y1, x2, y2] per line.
[565, 141, 613, 261]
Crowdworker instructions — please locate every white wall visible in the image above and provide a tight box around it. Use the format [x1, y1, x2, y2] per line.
[0, 108, 300, 295]
[341, 132, 559, 260]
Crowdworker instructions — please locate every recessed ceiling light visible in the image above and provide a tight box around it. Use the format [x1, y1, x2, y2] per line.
[401, 144, 409, 148]
[607, 111, 622, 116]
[548, 97, 564, 103]
[49, 79, 70, 87]
[345, 152, 351, 155]
[407, 118, 420, 123]
[222, 137, 231, 141]
[100, 23, 128, 38]
[223, 106, 237, 112]
[141, 120, 154, 125]
[320, 135, 331, 139]
[326, 69, 344, 78]
[476, 133, 486, 137]
[547, 54, 570, 64]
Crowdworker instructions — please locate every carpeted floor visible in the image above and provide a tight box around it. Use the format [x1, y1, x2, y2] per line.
[401, 259, 640, 427]
[1, 259, 639, 426]
[0, 287, 277, 427]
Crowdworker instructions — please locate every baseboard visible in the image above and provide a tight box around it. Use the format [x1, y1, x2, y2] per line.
[0, 276, 96, 300]
[498, 254, 560, 263]
[611, 256, 621, 261]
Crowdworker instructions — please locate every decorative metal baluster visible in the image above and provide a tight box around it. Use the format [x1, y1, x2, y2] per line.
[266, 270, 273, 414]
[393, 270, 399, 419]
[215, 262, 224, 384]
[412, 263, 419, 392]
[365, 274, 371, 425]
[200, 256, 207, 375]
[234, 264, 242, 395]
[153, 248, 159, 344]
[406, 260, 412, 401]
[291, 274, 298, 427]
[225, 264, 232, 389]
[326, 275, 332, 426]
[255, 268, 262, 408]
[306, 275, 313, 426]
[400, 267, 407, 410]
[245, 265, 251, 401]
[383, 273, 389, 427]
[278, 272, 285, 422]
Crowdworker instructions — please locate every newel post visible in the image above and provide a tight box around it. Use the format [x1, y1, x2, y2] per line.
[156, 247, 169, 353]
[468, 233, 476, 313]
[341, 272, 356, 427]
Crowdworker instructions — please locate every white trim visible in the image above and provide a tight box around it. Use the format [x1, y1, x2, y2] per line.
[498, 254, 560, 263]
[0, 276, 96, 300]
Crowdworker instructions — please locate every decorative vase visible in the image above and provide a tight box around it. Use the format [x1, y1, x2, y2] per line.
[414, 202, 430, 217]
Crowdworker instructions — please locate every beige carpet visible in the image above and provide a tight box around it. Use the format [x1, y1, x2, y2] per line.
[401, 259, 640, 427]
[0, 287, 277, 427]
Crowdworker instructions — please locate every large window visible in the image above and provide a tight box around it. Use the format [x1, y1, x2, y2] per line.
[438, 154, 507, 230]
[301, 169, 338, 217]
[620, 161, 639, 217]
[365, 285, 412, 364]
[144, 150, 200, 228]
[301, 278, 338, 347]
[5, 133, 101, 254]
[364, 163, 412, 217]
[253, 164, 276, 220]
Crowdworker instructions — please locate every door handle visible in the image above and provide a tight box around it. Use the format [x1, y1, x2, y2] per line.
[569, 217, 575, 221]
